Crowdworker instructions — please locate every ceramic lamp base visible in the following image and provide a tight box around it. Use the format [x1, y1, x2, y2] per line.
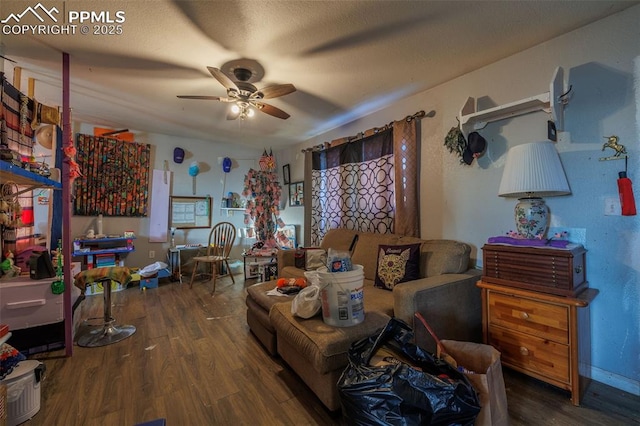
[514, 197, 549, 239]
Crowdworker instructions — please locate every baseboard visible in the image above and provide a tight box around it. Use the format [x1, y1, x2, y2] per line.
[584, 363, 640, 396]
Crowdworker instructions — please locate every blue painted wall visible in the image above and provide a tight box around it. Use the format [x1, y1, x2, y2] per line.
[283, 5, 640, 394]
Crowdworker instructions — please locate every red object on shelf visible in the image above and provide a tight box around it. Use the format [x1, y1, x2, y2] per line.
[0, 323, 9, 338]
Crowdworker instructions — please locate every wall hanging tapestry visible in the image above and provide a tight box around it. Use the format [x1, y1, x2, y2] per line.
[73, 134, 150, 216]
[243, 168, 282, 245]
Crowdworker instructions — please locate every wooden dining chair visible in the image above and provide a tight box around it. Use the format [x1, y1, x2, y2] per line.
[189, 222, 236, 294]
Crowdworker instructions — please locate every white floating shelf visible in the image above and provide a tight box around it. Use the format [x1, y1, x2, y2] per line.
[458, 67, 566, 138]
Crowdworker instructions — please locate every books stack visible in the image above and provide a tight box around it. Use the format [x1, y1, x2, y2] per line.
[95, 254, 116, 268]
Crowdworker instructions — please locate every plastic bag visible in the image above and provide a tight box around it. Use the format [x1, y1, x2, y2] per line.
[291, 285, 322, 318]
[338, 318, 480, 426]
[139, 261, 168, 277]
[326, 247, 352, 272]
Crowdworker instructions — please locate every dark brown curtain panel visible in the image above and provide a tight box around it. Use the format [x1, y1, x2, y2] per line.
[393, 118, 419, 237]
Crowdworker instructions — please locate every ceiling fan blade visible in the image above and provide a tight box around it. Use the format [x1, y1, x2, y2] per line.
[177, 95, 235, 102]
[251, 101, 290, 120]
[207, 66, 238, 92]
[254, 84, 297, 100]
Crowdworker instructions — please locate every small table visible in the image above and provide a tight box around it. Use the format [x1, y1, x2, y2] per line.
[167, 245, 205, 283]
[243, 252, 278, 280]
[74, 267, 136, 347]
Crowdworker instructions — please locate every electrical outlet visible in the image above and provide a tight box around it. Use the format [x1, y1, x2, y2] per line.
[604, 197, 621, 216]
[149, 250, 155, 259]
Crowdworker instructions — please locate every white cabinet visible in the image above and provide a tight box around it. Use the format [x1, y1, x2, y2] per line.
[458, 66, 568, 138]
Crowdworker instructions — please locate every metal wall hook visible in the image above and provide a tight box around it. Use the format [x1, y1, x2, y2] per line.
[599, 135, 628, 161]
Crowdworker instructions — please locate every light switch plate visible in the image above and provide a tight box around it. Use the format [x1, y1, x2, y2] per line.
[604, 197, 621, 216]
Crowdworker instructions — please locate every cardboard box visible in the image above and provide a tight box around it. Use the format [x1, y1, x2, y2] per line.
[84, 280, 125, 296]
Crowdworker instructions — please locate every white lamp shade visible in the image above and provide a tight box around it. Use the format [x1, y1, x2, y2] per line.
[498, 142, 571, 198]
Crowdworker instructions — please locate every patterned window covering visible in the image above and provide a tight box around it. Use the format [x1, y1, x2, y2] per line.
[308, 118, 419, 245]
[73, 134, 150, 216]
[310, 129, 395, 245]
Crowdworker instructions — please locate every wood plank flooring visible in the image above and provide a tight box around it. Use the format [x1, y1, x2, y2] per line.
[20, 275, 638, 426]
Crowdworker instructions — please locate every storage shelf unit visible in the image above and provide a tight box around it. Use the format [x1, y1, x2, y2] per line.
[73, 236, 135, 268]
[458, 66, 566, 138]
[1, 157, 70, 355]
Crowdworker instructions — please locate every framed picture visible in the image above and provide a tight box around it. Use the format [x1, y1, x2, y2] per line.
[289, 181, 304, 206]
[169, 196, 212, 229]
[282, 164, 291, 184]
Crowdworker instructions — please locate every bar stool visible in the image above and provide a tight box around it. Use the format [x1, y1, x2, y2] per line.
[74, 267, 136, 348]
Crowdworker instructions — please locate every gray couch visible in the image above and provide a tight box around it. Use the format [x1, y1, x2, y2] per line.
[245, 228, 482, 411]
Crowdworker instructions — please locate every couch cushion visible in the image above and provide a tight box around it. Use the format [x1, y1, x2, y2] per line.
[319, 228, 359, 252]
[270, 303, 390, 374]
[398, 237, 471, 277]
[374, 243, 421, 290]
[246, 281, 292, 312]
[351, 231, 402, 281]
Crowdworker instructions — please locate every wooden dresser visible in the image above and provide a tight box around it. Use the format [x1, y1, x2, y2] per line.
[477, 280, 598, 405]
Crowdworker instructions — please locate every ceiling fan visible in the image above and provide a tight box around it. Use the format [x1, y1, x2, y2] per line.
[177, 66, 296, 120]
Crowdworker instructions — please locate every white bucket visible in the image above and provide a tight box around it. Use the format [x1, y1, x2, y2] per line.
[1, 360, 45, 426]
[317, 264, 365, 327]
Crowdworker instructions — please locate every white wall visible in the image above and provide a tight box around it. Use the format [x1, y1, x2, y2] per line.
[71, 123, 264, 267]
[279, 6, 640, 394]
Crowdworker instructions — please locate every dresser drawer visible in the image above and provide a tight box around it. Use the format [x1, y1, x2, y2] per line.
[482, 244, 587, 296]
[488, 292, 569, 344]
[488, 327, 570, 384]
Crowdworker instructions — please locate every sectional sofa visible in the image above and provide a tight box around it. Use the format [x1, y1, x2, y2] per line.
[245, 228, 482, 411]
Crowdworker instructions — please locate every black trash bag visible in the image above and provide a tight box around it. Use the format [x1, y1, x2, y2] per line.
[338, 318, 481, 426]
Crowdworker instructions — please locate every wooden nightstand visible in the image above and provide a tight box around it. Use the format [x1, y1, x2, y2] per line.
[477, 280, 598, 406]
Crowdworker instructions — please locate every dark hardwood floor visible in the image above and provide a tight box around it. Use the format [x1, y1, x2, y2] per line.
[20, 275, 638, 426]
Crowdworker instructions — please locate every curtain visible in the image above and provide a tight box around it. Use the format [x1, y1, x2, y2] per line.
[393, 117, 419, 237]
[309, 130, 394, 246]
[305, 116, 419, 245]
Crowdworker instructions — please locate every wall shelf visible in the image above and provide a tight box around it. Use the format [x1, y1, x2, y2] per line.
[0, 161, 62, 194]
[458, 66, 566, 138]
[72, 236, 135, 267]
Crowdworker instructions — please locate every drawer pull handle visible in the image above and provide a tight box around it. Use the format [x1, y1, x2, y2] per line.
[519, 346, 529, 356]
[519, 311, 530, 320]
[575, 266, 583, 274]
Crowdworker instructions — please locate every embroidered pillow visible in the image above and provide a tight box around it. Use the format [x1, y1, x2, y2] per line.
[374, 243, 421, 290]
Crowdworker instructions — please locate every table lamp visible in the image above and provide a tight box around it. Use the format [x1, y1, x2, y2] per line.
[498, 141, 571, 239]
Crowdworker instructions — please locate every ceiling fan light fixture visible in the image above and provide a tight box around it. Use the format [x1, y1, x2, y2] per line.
[180, 64, 296, 120]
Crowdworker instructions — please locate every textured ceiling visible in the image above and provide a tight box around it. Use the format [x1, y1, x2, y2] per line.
[1, 1, 636, 148]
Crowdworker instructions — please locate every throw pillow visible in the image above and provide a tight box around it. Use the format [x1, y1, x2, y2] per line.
[374, 243, 421, 290]
[0, 343, 26, 380]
